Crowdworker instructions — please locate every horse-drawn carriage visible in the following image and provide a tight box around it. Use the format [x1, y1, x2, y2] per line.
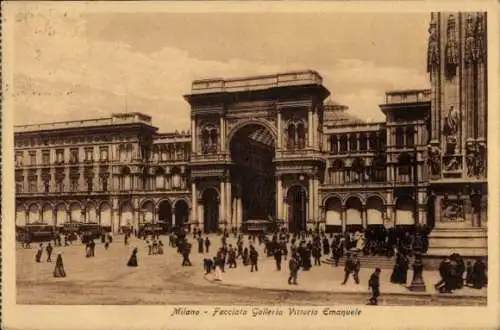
[16, 222, 56, 243]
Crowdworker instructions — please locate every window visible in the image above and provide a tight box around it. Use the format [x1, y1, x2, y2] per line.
[369, 134, 377, 151]
[287, 124, 296, 150]
[373, 155, 387, 182]
[16, 182, 24, 193]
[29, 178, 37, 193]
[15, 152, 23, 166]
[329, 160, 344, 185]
[406, 127, 415, 147]
[99, 147, 108, 162]
[359, 134, 367, 151]
[42, 150, 50, 164]
[339, 135, 348, 154]
[349, 135, 357, 152]
[56, 149, 64, 164]
[70, 178, 79, 192]
[70, 148, 79, 163]
[330, 136, 338, 154]
[395, 127, 404, 148]
[397, 153, 412, 182]
[44, 180, 50, 193]
[86, 177, 93, 192]
[56, 179, 64, 193]
[29, 151, 36, 165]
[297, 123, 306, 149]
[85, 147, 93, 162]
[102, 177, 108, 192]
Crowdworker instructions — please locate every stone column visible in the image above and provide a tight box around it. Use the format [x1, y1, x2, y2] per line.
[308, 110, 313, 147]
[308, 178, 314, 222]
[191, 182, 197, 223]
[219, 117, 225, 152]
[197, 202, 204, 229]
[277, 111, 282, 149]
[362, 207, 367, 229]
[226, 180, 232, 229]
[191, 118, 196, 153]
[237, 197, 243, 230]
[341, 207, 346, 233]
[219, 180, 226, 227]
[276, 175, 283, 220]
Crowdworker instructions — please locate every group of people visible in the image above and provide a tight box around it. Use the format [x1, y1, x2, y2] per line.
[33, 242, 66, 278]
[435, 254, 487, 293]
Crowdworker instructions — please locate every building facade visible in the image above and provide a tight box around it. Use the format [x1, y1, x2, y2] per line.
[14, 12, 487, 256]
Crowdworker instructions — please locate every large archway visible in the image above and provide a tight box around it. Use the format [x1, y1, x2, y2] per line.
[202, 188, 219, 233]
[345, 196, 363, 232]
[325, 196, 342, 233]
[55, 204, 67, 225]
[120, 201, 134, 229]
[395, 196, 415, 226]
[16, 206, 26, 227]
[229, 123, 276, 228]
[287, 186, 307, 233]
[174, 199, 190, 227]
[100, 202, 112, 231]
[158, 200, 172, 229]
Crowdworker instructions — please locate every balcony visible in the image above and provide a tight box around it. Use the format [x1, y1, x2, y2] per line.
[384, 89, 431, 105]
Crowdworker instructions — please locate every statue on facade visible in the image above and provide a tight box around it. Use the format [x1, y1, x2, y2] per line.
[444, 156, 460, 172]
[427, 16, 440, 74]
[474, 13, 486, 63]
[475, 143, 486, 177]
[441, 199, 465, 222]
[445, 15, 460, 68]
[427, 146, 441, 175]
[444, 105, 460, 137]
[464, 15, 475, 65]
[466, 143, 477, 177]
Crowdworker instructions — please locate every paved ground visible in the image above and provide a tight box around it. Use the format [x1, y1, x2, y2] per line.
[16, 234, 486, 306]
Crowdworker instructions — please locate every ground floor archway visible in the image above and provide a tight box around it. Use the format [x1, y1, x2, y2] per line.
[42, 204, 53, 225]
[120, 202, 134, 230]
[287, 185, 307, 233]
[141, 201, 155, 224]
[86, 203, 98, 223]
[395, 196, 415, 225]
[158, 200, 172, 229]
[70, 203, 82, 222]
[16, 206, 26, 227]
[203, 188, 219, 233]
[325, 197, 342, 233]
[100, 203, 112, 230]
[55, 204, 67, 225]
[366, 196, 384, 226]
[174, 199, 189, 227]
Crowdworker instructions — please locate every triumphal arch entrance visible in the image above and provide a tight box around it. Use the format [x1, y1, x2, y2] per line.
[185, 70, 330, 233]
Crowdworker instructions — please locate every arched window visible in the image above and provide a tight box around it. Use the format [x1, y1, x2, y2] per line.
[330, 135, 338, 154]
[287, 124, 296, 150]
[372, 155, 386, 182]
[121, 166, 131, 191]
[210, 130, 218, 150]
[349, 134, 357, 152]
[396, 127, 404, 148]
[406, 126, 415, 147]
[297, 122, 306, 149]
[155, 167, 165, 190]
[201, 129, 210, 154]
[330, 160, 344, 185]
[340, 135, 348, 154]
[171, 167, 181, 189]
[359, 133, 367, 151]
[397, 153, 412, 182]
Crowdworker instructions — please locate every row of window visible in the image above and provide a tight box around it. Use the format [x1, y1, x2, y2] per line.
[16, 174, 188, 194]
[329, 132, 386, 154]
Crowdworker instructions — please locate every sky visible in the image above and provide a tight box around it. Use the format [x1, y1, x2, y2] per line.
[12, 6, 431, 132]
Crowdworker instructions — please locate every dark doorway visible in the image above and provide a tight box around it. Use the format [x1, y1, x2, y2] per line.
[174, 200, 189, 227]
[287, 185, 307, 233]
[427, 195, 436, 229]
[158, 201, 172, 229]
[203, 188, 219, 233]
[471, 194, 482, 227]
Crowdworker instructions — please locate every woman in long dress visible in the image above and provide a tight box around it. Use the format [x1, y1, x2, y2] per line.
[127, 247, 138, 267]
[53, 253, 66, 278]
[35, 243, 43, 263]
[390, 252, 402, 283]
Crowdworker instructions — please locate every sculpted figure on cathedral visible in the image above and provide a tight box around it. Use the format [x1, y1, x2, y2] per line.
[474, 13, 486, 63]
[444, 105, 459, 137]
[427, 146, 441, 175]
[445, 15, 459, 68]
[444, 156, 460, 172]
[466, 143, 477, 177]
[464, 15, 475, 65]
[426, 16, 439, 73]
[441, 199, 465, 222]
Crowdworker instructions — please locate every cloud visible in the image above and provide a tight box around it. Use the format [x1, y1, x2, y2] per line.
[12, 10, 430, 132]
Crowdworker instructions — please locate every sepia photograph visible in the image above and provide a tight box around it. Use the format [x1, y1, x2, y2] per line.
[2, 1, 499, 330]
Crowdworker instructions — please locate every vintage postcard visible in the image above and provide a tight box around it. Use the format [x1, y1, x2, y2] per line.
[2, 1, 499, 329]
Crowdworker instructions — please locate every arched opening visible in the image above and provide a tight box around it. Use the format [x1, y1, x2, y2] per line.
[120, 201, 134, 230]
[171, 167, 182, 190]
[406, 126, 415, 147]
[155, 167, 166, 190]
[69, 203, 81, 222]
[426, 195, 436, 229]
[86, 203, 97, 223]
[397, 153, 412, 183]
[229, 123, 276, 228]
[471, 194, 482, 227]
[121, 166, 132, 191]
[16, 206, 26, 227]
[158, 200, 172, 229]
[100, 203, 112, 232]
[42, 204, 53, 226]
[174, 199, 190, 227]
[325, 197, 342, 233]
[141, 201, 155, 224]
[366, 196, 384, 226]
[55, 204, 67, 225]
[202, 188, 219, 233]
[395, 196, 415, 226]
[297, 122, 306, 149]
[331, 135, 338, 153]
[28, 204, 40, 223]
[287, 185, 307, 233]
[345, 197, 363, 232]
